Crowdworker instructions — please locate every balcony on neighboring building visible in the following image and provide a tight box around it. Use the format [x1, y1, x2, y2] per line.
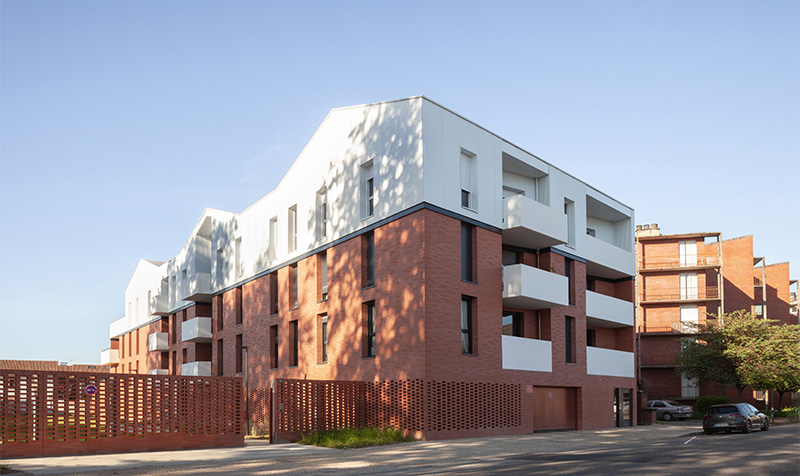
[181, 361, 212, 376]
[586, 291, 634, 328]
[586, 347, 634, 378]
[181, 317, 212, 343]
[586, 235, 635, 280]
[638, 256, 720, 273]
[501, 335, 552, 372]
[100, 348, 119, 365]
[638, 320, 701, 335]
[503, 263, 569, 310]
[148, 332, 169, 352]
[639, 286, 720, 305]
[502, 195, 568, 249]
[148, 369, 169, 375]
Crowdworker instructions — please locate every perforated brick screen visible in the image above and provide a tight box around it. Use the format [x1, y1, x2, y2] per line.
[0, 370, 243, 458]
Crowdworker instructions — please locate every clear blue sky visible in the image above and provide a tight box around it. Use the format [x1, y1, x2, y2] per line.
[1, 1, 797, 364]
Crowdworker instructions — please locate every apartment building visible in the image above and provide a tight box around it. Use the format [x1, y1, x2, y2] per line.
[100, 97, 637, 437]
[635, 224, 794, 404]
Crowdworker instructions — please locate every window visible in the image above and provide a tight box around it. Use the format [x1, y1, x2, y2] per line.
[319, 315, 329, 364]
[287, 205, 297, 253]
[269, 271, 278, 315]
[235, 238, 243, 277]
[460, 149, 476, 209]
[171, 315, 177, 343]
[679, 240, 697, 267]
[171, 350, 177, 374]
[680, 273, 698, 300]
[268, 216, 278, 262]
[361, 160, 374, 218]
[364, 301, 376, 357]
[316, 187, 328, 240]
[270, 325, 278, 369]
[182, 347, 188, 366]
[564, 199, 575, 248]
[586, 328, 596, 347]
[363, 231, 375, 287]
[587, 277, 596, 292]
[290, 320, 299, 367]
[235, 286, 243, 326]
[754, 304, 764, 317]
[586, 228, 596, 237]
[217, 338, 224, 376]
[502, 247, 521, 266]
[290, 263, 299, 309]
[565, 258, 575, 305]
[566, 316, 576, 363]
[235, 334, 243, 373]
[502, 312, 522, 337]
[461, 223, 474, 282]
[461, 297, 474, 354]
[318, 251, 328, 301]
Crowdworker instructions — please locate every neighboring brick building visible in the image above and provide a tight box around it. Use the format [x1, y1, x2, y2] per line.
[101, 97, 638, 438]
[635, 224, 795, 407]
[0, 360, 114, 373]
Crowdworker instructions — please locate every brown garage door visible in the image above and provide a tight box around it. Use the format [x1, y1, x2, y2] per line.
[533, 386, 576, 431]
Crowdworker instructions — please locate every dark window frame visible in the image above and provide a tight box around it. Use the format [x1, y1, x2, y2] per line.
[461, 296, 475, 355]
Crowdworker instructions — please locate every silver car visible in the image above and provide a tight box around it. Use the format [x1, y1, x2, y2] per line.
[646, 400, 693, 421]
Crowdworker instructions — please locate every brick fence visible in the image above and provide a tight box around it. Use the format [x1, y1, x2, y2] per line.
[0, 370, 243, 458]
[271, 378, 521, 441]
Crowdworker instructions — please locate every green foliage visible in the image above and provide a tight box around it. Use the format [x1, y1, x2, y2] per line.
[694, 395, 733, 417]
[298, 426, 415, 449]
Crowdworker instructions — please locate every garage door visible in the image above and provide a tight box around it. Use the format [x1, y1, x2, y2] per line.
[533, 387, 576, 431]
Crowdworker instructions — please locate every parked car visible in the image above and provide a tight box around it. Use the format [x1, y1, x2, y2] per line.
[703, 403, 769, 435]
[646, 400, 693, 421]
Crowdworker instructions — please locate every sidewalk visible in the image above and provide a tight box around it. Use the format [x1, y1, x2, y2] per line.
[1, 422, 705, 476]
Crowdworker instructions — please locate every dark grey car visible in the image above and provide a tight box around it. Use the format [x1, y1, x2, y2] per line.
[703, 403, 769, 434]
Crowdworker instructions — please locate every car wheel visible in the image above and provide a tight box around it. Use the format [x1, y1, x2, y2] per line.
[744, 420, 752, 434]
[703, 429, 713, 435]
[662, 412, 672, 421]
[762, 420, 769, 431]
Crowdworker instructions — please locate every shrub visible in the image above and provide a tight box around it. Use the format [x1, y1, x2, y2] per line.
[298, 426, 415, 449]
[694, 395, 733, 417]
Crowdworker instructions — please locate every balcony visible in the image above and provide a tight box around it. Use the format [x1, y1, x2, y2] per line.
[586, 347, 634, 378]
[100, 348, 119, 365]
[181, 361, 211, 376]
[586, 291, 633, 327]
[182, 272, 213, 303]
[503, 264, 569, 310]
[638, 256, 720, 272]
[503, 195, 568, 249]
[639, 286, 720, 304]
[148, 369, 169, 375]
[148, 332, 169, 352]
[638, 320, 700, 335]
[501, 335, 552, 372]
[586, 235, 635, 280]
[181, 317, 212, 343]
[151, 293, 170, 316]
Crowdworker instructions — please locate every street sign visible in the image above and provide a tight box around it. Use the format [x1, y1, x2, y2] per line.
[85, 384, 98, 396]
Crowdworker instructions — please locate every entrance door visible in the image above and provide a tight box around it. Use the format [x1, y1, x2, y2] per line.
[533, 387, 576, 431]
[614, 388, 632, 427]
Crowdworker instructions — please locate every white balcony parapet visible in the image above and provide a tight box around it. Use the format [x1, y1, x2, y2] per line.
[148, 332, 170, 352]
[501, 335, 552, 372]
[183, 272, 212, 303]
[586, 235, 635, 278]
[586, 291, 634, 327]
[151, 293, 170, 316]
[181, 361, 212, 377]
[503, 264, 569, 310]
[149, 369, 169, 375]
[586, 347, 634, 378]
[109, 316, 127, 339]
[503, 195, 568, 249]
[181, 317, 212, 343]
[100, 348, 119, 365]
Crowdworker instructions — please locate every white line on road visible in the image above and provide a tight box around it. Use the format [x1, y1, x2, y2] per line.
[683, 436, 696, 445]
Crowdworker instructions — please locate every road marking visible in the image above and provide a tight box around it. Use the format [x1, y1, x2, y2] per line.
[683, 436, 696, 445]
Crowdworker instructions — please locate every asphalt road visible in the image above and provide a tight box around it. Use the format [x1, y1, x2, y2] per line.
[6, 423, 799, 476]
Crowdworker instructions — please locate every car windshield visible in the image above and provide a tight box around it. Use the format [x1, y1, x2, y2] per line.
[665, 401, 681, 406]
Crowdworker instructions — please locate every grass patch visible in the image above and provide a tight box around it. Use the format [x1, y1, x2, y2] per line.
[298, 426, 415, 449]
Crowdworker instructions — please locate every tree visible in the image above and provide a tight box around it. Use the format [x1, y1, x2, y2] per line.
[675, 316, 744, 400]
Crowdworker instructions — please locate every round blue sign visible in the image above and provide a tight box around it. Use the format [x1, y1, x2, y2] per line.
[85, 384, 98, 396]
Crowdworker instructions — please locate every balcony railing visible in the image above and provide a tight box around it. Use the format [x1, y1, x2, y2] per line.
[638, 256, 719, 270]
[640, 286, 719, 302]
[638, 320, 700, 334]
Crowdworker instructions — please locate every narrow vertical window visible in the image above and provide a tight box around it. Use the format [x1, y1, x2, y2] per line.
[290, 263, 299, 309]
[460, 149, 475, 208]
[364, 301, 376, 357]
[287, 205, 297, 253]
[502, 312, 523, 337]
[171, 350, 177, 374]
[566, 316, 576, 363]
[318, 250, 328, 301]
[268, 216, 278, 262]
[461, 223, 474, 282]
[319, 315, 329, 364]
[363, 231, 375, 287]
[235, 286, 243, 325]
[182, 347, 187, 366]
[361, 160, 374, 218]
[235, 334, 243, 373]
[565, 258, 575, 305]
[217, 338, 224, 376]
[564, 199, 575, 248]
[215, 295, 223, 331]
[461, 297, 474, 354]
[317, 187, 328, 240]
[269, 271, 279, 315]
[586, 328, 597, 347]
[270, 325, 279, 369]
[290, 320, 299, 367]
[235, 237, 243, 277]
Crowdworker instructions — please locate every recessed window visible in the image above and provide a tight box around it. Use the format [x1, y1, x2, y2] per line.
[565, 258, 575, 305]
[217, 338, 224, 376]
[461, 296, 474, 355]
[287, 205, 297, 253]
[268, 216, 278, 262]
[566, 316, 576, 363]
[363, 231, 375, 288]
[502, 312, 523, 337]
[364, 301, 376, 358]
[318, 250, 328, 301]
[270, 325, 279, 369]
[235, 334, 243, 373]
[361, 160, 374, 219]
[290, 320, 299, 367]
[564, 198, 575, 248]
[235, 286, 243, 325]
[269, 271, 279, 315]
[319, 315, 329, 364]
[290, 263, 299, 309]
[316, 187, 328, 240]
[461, 223, 475, 282]
[234, 238, 243, 277]
[587, 328, 597, 347]
[460, 149, 476, 209]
